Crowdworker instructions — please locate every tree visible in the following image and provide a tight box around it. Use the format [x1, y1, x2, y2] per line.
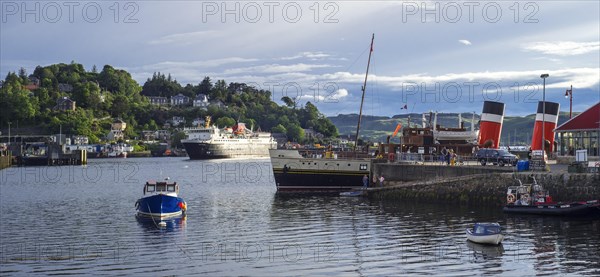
[198, 77, 213, 95]
[216, 116, 235, 127]
[271, 124, 287, 134]
[286, 124, 305, 142]
[281, 96, 296, 108]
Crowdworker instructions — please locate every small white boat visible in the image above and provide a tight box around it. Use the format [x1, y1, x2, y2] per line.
[466, 223, 504, 245]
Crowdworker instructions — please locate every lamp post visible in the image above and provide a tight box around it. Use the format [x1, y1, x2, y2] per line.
[565, 85, 573, 119]
[540, 74, 549, 155]
[7, 122, 11, 145]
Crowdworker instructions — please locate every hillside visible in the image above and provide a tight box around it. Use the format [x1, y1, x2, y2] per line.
[329, 112, 574, 145]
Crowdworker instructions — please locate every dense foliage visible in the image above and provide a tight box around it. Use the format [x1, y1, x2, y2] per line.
[0, 62, 338, 143]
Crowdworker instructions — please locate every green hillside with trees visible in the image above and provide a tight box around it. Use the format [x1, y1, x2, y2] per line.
[0, 62, 337, 144]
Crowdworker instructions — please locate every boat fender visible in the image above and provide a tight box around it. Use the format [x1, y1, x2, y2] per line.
[134, 200, 139, 208]
[507, 194, 516, 204]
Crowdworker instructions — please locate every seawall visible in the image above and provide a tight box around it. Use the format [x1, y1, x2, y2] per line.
[371, 163, 600, 206]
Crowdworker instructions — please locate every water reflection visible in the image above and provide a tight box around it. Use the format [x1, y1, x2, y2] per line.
[135, 215, 187, 232]
[466, 241, 505, 260]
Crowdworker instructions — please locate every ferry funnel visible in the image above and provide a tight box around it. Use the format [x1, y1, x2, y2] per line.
[531, 101, 560, 152]
[478, 101, 505, 148]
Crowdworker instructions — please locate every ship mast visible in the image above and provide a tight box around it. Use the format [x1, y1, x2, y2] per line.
[353, 33, 375, 152]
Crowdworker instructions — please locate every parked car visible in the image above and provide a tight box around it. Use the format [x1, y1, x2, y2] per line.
[475, 148, 518, 166]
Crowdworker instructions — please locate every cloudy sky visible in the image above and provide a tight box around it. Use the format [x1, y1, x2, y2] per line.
[1, 1, 599, 117]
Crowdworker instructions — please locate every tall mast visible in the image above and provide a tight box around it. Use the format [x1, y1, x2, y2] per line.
[353, 33, 375, 152]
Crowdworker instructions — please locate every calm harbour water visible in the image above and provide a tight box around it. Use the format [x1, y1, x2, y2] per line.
[1, 157, 599, 276]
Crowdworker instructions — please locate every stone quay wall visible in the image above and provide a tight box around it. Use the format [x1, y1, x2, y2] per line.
[371, 163, 600, 206]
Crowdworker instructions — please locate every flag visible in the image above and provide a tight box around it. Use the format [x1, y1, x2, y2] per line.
[401, 104, 407, 109]
[392, 123, 402, 137]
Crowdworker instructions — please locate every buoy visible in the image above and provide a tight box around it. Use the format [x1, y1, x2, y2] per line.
[165, 177, 170, 180]
[158, 221, 167, 227]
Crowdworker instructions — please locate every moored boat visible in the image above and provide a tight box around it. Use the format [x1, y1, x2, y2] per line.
[269, 34, 375, 192]
[466, 222, 504, 245]
[503, 178, 600, 216]
[135, 180, 187, 218]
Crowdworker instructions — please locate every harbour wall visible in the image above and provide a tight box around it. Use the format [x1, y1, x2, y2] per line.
[371, 163, 600, 206]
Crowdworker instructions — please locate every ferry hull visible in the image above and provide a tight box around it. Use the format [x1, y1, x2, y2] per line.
[136, 194, 185, 218]
[183, 141, 275, 160]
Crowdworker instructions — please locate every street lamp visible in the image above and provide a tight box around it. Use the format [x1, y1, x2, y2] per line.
[7, 122, 11, 145]
[540, 74, 549, 156]
[565, 85, 573, 119]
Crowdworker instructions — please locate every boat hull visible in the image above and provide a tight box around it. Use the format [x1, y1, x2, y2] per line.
[182, 141, 275, 160]
[270, 149, 371, 192]
[273, 169, 366, 191]
[466, 230, 504, 245]
[136, 194, 186, 218]
[503, 200, 600, 215]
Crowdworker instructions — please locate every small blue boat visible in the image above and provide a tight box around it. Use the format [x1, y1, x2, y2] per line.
[135, 180, 187, 218]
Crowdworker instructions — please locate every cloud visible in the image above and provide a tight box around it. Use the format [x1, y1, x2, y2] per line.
[458, 40, 472, 46]
[280, 52, 331, 61]
[522, 41, 600, 56]
[148, 31, 219, 45]
[297, 88, 349, 102]
[223, 63, 334, 75]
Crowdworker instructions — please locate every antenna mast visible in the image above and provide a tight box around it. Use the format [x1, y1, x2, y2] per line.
[353, 33, 375, 152]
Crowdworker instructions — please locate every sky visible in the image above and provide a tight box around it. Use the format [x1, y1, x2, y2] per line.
[1, 1, 599, 117]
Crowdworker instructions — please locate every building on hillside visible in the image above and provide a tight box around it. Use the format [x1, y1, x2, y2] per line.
[107, 130, 124, 141]
[554, 102, 600, 156]
[54, 97, 76, 111]
[271, 133, 288, 148]
[148, 96, 168, 106]
[155, 130, 170, 141]
[112, 119, 127, 131]
[171, 93, 189, 106]
[193, 94, 209, 109]
[192, 118, 206, 127]
[171, 116, 186, 127]
[209, 99, 227, 109]
[142, 130, 156, 142]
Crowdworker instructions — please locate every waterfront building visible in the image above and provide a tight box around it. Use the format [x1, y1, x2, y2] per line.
[148, 96, 169, 106]
[555, 102, 600, 156]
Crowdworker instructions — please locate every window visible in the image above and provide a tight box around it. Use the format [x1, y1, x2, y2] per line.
[156, 183, 166, 192]
[146, 185, 155, 192]
[360, 164, 368, 170]
[167, 185, 176, 192]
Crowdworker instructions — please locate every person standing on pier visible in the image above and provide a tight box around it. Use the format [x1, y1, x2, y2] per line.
[362, 174, 369, 189]
[372, 175, 378, 187]
[379, 175, 385, 187]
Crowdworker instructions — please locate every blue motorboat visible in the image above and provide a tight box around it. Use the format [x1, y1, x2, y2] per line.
[135, 180, 187, 218]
